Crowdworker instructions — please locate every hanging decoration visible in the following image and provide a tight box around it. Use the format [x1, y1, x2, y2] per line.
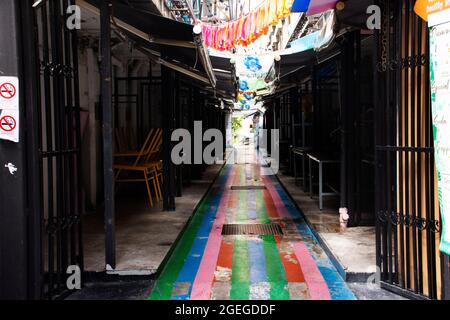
[201, 0, 295, 51]
[291, 0, 311, 12]
[306, 0, 338, 16]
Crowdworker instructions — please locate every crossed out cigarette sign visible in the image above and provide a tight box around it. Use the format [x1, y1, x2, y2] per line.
[0, 82, 16, 100]
[0, 115, 16, 132]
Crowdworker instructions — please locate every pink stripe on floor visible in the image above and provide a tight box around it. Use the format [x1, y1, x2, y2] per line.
[293, 242, 331, 300]
[261, 175, 291, 219]
[190, 167, 234, 300]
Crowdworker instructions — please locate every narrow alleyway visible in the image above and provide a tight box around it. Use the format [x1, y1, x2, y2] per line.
[149, 149, 356, 300]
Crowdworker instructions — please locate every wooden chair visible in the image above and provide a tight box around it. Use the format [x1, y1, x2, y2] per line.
[114, 127, 137, 153]
[113, 128, 163, 207]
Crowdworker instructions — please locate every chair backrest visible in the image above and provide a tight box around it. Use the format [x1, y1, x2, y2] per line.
[144, 128, 162, 163]
[133, 128, 157, 165]
[115, 127, 138, 152]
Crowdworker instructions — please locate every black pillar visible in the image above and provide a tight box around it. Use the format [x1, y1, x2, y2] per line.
[161, 65, 176, 211]
[192, 88, 202, 179]
[100, 0, 115, 269]
[0, 0, 40, 299]
[175, 75, 182, 197]
[339, 31, 360, 226]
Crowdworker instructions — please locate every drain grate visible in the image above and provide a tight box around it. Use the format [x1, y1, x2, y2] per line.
[230, 185, 267, 191]
[222, 223, 283, 236]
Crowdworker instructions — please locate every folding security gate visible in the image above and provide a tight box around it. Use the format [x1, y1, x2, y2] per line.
[374, 0, 441, 299]
[34, 0, 84, 299]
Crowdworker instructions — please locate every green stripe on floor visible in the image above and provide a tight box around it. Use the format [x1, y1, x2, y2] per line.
[262, 235, 290, 300]
[236, 190, 247, 222]
[230, 237, 250, 300]
[149, 194, 212, 300]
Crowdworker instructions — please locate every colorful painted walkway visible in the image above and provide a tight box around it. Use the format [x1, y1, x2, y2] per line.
[149, 152, 356, 300]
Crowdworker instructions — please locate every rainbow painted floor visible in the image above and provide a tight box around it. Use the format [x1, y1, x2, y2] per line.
[149, 158, 356, 300]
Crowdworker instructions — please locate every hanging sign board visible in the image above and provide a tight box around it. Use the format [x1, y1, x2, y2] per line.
[0, 76, 19, 143]
[415, 0, 450, 22]
[429, 9, 450, 255]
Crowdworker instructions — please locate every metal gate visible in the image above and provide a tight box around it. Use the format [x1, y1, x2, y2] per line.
[374, 0, 441, 299]
[34, 0, 84, 299]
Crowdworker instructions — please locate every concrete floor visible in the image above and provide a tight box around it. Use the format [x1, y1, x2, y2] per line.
[83, 164, 223, 273]
[276, 174, 377, 276]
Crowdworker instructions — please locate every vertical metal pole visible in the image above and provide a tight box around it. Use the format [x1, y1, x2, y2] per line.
[339, 37, 348, 217]
[40, 0, 56, 297]
[373, 0, 382, 279]
[319, 162, 323, 210]
[49, 0, 64, 292]
[69, 0, 84, 273]
[161, 64, 176, 211]
[175, 76, 182, 198]
[396, 0, 405, 289]
[309, 157, 313, 197]
[100, 0, 115, 269]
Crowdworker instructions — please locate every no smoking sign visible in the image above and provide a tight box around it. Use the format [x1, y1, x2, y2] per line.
[0, 83, 16, 99]
[0, 115, 16, 132]
[0, 76, 19, 109]
[0, 76, 19, 143]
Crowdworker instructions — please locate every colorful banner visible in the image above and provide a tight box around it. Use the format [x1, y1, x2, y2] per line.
[429, 16, 450, 255]
[292, 0, 311, 12]
[236, 54, 275, 78]
[307, 0, 338, 16]
[201, 0, 295, 51]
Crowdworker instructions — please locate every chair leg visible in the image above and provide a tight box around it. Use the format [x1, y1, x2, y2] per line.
[152, 177, 160, 202]
[155, 171, 163, 201]
[152, 167, 162, 200]
[143, 171, 154, 208]
[149, 169, 160, 202]
[115, 169, 122, 180]
[114, 169, 121, 193]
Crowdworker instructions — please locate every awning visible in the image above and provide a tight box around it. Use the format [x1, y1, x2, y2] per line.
[78, 0, 217, 88]
[209, 53, 236, 100]
[267, 49, 316, 83]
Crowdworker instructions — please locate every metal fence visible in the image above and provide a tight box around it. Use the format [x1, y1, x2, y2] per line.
[374, 0, 441, 299]
[34, 0, 84, 299]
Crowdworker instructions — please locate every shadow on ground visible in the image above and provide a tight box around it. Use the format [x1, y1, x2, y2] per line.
[66, 280, 155, 300]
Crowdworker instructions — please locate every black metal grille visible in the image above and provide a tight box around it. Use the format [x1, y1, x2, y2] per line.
[230, 185, 267, 190]
[34, 0, 83, 299]
[374, 0, 441, 299]
[222, 224, 283, 236]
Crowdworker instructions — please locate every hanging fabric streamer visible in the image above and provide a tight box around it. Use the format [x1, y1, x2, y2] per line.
[201, 0, 296, 51]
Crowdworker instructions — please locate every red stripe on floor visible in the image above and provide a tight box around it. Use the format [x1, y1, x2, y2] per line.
[275, 236, 305, 283]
